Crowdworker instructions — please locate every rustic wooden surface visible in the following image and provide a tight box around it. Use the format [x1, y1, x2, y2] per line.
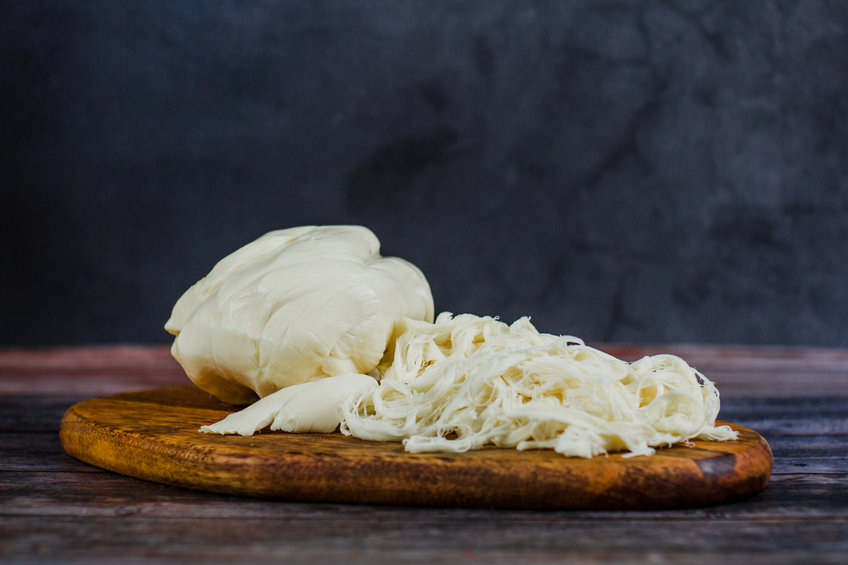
[2, 344, 847, 564]
[59, 386, 772, 510]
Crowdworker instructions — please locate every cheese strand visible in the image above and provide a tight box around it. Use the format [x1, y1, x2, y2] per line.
[340, 313, 737, 457]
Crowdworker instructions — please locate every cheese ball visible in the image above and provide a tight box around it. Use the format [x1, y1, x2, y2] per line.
[165, 225, 434, 404]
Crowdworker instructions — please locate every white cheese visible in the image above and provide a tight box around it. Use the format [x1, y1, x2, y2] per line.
[200, 373, 378, 436]
[165, 225, 433, 404]
[169, 224, 736, 458]
[340, 313, 737, 457]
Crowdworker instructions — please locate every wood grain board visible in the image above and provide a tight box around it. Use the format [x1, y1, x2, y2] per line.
[59, 385, 772, 510]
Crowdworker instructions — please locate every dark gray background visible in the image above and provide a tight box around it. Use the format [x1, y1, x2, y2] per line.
[3, 0, 847, 347]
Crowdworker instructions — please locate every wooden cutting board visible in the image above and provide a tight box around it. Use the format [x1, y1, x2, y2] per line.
[60, 385, 772, 510]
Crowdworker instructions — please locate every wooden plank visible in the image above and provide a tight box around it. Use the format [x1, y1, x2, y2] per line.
[1, 468, 845, 520]
[609, 344, 848, 372]
[0, 433, 104, 473]
[0, 346, 185, 395]
[2, 344, 847, 396]
[0, 394, 87, 433]
[0, 345, 175, 371]
[2, 514, 847, 565]
[719, 397, 848, 437]
[573, 344, 848, 398]
[4, 393, 842, 436]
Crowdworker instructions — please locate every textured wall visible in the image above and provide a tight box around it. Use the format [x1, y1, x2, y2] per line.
[3, 1, 847, 346]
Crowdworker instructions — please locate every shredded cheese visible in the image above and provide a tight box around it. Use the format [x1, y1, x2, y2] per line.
[340, 312, 737, 457]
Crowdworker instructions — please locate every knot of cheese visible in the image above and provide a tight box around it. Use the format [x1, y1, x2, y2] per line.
[165, 225, 433, 404]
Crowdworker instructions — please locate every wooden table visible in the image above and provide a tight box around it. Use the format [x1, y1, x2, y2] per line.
[2, 345, 846, 564]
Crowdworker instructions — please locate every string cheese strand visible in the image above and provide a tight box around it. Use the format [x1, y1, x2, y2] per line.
[340, 312, 737, 458]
